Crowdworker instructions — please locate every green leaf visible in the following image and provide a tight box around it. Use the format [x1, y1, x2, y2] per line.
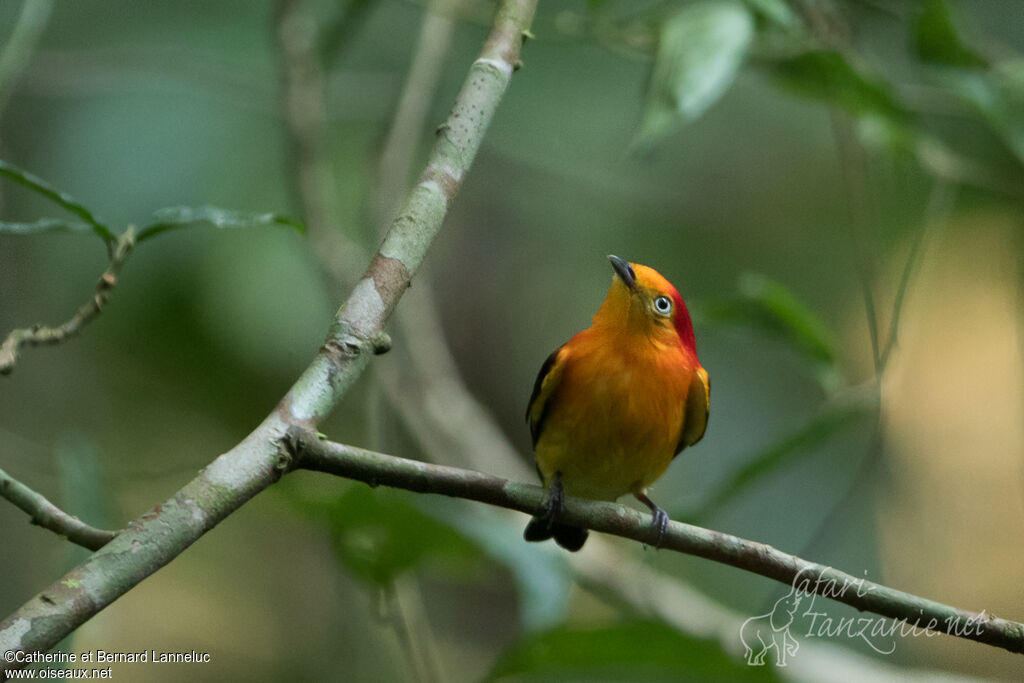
[0, 159, 114, 244]
[689, 400, 874, 521]
[430, 505, 572, 631]
[942, 62, 1024, 166]
[742, 0, 796, 28]
[701, 274, 839, 391]
[773, 50, 908, 123]
[0, 218, 93, 235]
[487, 621, 780, 682]
[327, 486, 479, 587]
[989, 60, 1024, 165]
[633, 2, 754, 150]
[136, 205, 304, 242]
[914, 0, 988, 69]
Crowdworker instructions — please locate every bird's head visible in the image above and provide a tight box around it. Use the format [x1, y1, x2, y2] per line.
[596, 254, 698, 355]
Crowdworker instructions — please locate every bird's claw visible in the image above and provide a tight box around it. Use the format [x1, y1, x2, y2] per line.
[650, 506, 669, 548]
[634, 491, 670, 549]
[534, 474, 566, 534]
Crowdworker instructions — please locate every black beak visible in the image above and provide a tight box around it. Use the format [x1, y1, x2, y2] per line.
[608, 254, 637, 291]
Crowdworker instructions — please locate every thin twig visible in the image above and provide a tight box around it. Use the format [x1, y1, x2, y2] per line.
[796, 1, 883, 373]
[275, 0, 361, 272]
[0, 466, 117, 551]
[0, 227, 135, 375]
[798, 395, 883, 556]
[293, 429, 1024, 655]
[879, 180, 956, 369]
[382, 579, 440, 683]
[831, 109, 882, 373]
[275, 0, 371, 306]
[374, 0, 459, 233]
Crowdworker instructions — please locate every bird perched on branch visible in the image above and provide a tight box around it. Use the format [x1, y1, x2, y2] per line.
[524, 255, 709, 551]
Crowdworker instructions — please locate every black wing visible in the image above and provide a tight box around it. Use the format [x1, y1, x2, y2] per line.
[526, 344, 568, 448]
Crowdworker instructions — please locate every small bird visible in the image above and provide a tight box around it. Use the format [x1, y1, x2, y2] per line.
[524, 255, 709, 551]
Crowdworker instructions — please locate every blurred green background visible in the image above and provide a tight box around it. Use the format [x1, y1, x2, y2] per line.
[1, 0, 1022, 680]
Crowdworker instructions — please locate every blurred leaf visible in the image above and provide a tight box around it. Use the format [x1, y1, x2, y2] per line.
[941, 62, 1024, 166]
[319, 0, 375, 66]
[890, 126, 1013, 192]
[487, 621, 780, 682]
[136, 205, 303, 243]
[0, 159, 114, 244]
[430, 505, 572, 631]
[773, 50, 908, 123]
[689, 399, 874, 522]
[633, 2, 754, 150]
[914, 0, 988, 69]
[0, 218, 93, 235]
[991, 60, 1024, 165]
[701, 274, 839, 391]
[773, 47, 1016, 188]
[995, 58, 1024, 94]
[327, 486, 479, 587]
[742, 0, 796, 29]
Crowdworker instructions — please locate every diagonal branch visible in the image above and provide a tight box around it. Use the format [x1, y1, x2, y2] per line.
[0, 0, 537, 670]
[0, 227, 134, 375]
[292, 429, 1024, 656]
[0, 466, 117, 551]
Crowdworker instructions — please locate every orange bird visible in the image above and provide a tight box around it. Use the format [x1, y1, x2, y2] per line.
[524, 255, 709, 551]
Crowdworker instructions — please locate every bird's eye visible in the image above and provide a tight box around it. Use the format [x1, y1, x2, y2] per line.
[653, 295, 673, 316]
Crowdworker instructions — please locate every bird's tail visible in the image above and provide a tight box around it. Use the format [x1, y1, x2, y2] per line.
[523, 515, 589, 551]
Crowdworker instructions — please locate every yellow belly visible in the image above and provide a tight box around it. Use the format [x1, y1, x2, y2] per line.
[534, 350, 689, 501]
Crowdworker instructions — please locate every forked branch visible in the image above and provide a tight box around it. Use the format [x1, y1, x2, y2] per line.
[0, 228, 134, 375]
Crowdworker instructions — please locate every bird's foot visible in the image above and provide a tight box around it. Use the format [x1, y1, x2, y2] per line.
[541, 474, 566, 527]
[650, 506, 669, 547]
[524, 473, 566, 542]
[634, 491, 670, 549]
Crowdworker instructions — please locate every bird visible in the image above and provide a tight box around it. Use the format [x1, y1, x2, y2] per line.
[523, 255, 709, 551]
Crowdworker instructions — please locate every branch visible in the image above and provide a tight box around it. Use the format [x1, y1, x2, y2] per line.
[0, 227, 134, 375]
[287, 3, 1014, 675]
[277, 6, 456, 678]
[0, 0, 537, 670]
[277, 0, 537, 427]
[0, 466, 117, 551]
[293, 429, 1024, 655]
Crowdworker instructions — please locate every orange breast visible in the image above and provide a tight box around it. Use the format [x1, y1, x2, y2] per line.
[534, 330, 694, 501]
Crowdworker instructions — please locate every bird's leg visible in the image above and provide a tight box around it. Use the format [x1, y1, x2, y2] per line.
[634, 490, 670, 548]
[539, 472, 566, 532]
[525, 472, 589, 549]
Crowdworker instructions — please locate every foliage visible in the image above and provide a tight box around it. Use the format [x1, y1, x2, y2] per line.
[487, 621, 780, 682]
[0, 159, 114, 244]
[634, 2, 754, 149]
